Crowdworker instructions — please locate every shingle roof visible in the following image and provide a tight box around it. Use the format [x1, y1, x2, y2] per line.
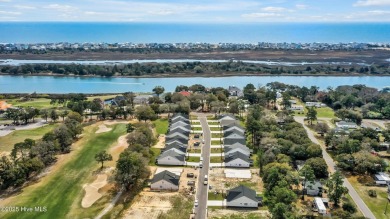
[226, 185, 257, 202]
[165, 140, 187, 148]
[151, 170, 179, 186]
[223, 123, 244, 130]
[158, 150, 185, 161]
[224, 129, 245, 137]
[165, 144, 187, 153]
[166, 137, 188, 145]
[166, 132, 189, 139]
[225, 145, 250, 153]
[224, 151, 250, 163]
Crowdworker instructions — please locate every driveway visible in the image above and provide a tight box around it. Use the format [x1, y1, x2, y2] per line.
[207, 200, 226, 207]
[294, 117, 375, 219]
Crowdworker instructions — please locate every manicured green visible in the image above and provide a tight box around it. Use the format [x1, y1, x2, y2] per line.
[210, 156, 223, 163]
[153, 118, 169, 134]
[0, 124, 126, 219]
[186, 156, 201, 162]
[0, 124, 59, 152]
[208, 192, 224, 200]
[211, 140, 222, 145]
[7, 98, 53, 109]
[149, 148, 161, 166]
[211, 148, 223, 153]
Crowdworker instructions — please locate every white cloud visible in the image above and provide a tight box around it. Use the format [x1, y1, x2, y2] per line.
[44, 4, 78, 12]
[242, 12, 282, 18]
[0, 10, 21, 15]
[14, 5, 36, 10]
[354, 0, 390, 6]
[295, 4, 308, 10]
[147, 10, 175, 16]
[261, 6, 286, 12]
[368, 10, 390, 14]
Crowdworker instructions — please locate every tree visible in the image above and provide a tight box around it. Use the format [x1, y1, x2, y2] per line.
[327, 171, 348, 206]
[135, 105, 157, 122]
[67, 111, 83, 123]
[59, 110, 69, 121]
[126, 123, 135, 133]
[50, 110, 59, 122]
[299, 165, 315, 200]
[306, 106, 317, 125]
[40, 109, 49, 122]
[271, 203, 289, 219]
[152, 86, 165, 97]
[305, 157, 329, 178]
[54, 125, 73, 153]
[115, 150, 150, 190]
[314, 122, 329, 135]
[95, 151, 113, 169]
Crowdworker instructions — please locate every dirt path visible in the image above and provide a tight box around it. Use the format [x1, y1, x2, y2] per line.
[153, 134, 165, 149]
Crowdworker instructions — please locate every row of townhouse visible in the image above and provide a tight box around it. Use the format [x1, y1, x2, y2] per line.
[156, 114, 190, 166]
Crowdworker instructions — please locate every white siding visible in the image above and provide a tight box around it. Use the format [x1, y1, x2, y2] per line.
[225, 158, 250, 168]
[227, 196, 257, 208]
[151, 180, 178, 191]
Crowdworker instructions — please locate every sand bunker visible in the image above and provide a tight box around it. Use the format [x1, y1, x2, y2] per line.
[95, 124, 112, 133]
[82, 174, 108, 208]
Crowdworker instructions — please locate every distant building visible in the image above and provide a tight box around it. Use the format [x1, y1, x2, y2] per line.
[336, 121, 358, 129]
[134, 95, 153, 104]
[305, 102, 326, 108]
[224, 151, 251, 168]
[178, 91, 191, 97]
[150, 170, 180, 191]
[288, 105, 304, 111]
[304, 181, 323, 196]
[228, 86, 243, 97]
[375, 172, 390, 185]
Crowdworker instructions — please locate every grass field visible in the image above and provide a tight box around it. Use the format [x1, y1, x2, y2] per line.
[0, 124, 59, 152]
[149, 148, 161, 166]
[6, 98, 53, 109]
[211, 148, 223, 153]
[348, 176, 388, 219]
[0, 123, 126, 219]
[211, 140, 222, 145]
[208, 192, 224, 200]
[210, 156, 223, 163]
[294, 106, 336, 119]
[186, 156, 201, 162]
[153, 118, 169, 135]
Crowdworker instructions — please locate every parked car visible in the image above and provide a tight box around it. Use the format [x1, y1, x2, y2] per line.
[187, 173, 194, 178]
[194, 142, 200, 147]
[195, 199, 199, 207]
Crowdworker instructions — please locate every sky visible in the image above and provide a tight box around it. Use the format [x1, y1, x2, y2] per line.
[0, 0, 390, 22]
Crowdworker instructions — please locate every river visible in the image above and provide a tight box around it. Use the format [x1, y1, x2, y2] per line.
[0, 75, 389, 94]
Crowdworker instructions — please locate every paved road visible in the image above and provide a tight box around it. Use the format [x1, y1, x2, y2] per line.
[195, 115, 211, 219]
[294, 117, 376, 219]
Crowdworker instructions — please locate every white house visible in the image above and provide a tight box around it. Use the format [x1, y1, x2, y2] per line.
[305, 102, 326, 108]
[375, 172, 390, 185]
[336, 121, 358, 129]
[226, 185, 260, 208]
[314, 197, 327, 215]
[224, 151, 251, 168]
[157, 150, 185, 166]
[150, 170, 180, 191]
[288, 105, 304, 111]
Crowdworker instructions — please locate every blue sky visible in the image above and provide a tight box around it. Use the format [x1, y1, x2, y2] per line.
[0, 0, 390, 22]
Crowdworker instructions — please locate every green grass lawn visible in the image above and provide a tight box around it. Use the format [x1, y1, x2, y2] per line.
[348, 176, 388, 219]
[87, 94, 117, 101]
[186, 156, 200, 162]
[6, 98, 53, 109]
[207, 116, 217, 120]
[153, 118, 169, 135]
[192, 127, 202, 131]
[210, 156, 223, 163]
[211, 140, 222, 145]
[208, 192, 225, 200]
[191, 122, 201, 125]
[211, 133, 223, 138]
[208, 122, 220, 125]
[211, 148, 223, 153]
[149, 148, 161, 166]
[0, 124, 59, 152]
[316, 107, 336, 118]
[188, 148, 201, 153]
[210, 127, 221, 131]
[0, 123, 126, 219]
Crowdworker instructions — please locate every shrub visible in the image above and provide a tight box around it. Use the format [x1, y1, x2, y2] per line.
[342, 202, 357, 213]
[368, 189, 377, 197]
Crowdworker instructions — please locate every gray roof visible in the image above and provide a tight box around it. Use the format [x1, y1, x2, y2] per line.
[225, 133, 246, 139]
[225, 145, 250, 153]
[158, 149, 185, 161]
[151, 170, 179, 186]
[165, 144, 187, 153]
[168, 126, 191, 134]
[223, 123, 244, 131]
[166, 132, 189, 140]
[304, 181, 323, 190]
[165, 140, 187, 147]
[171, 113, 189, 119]
[224, 142, 246, 148]
[170, 122, 191, 130]
[171, 116, 190, 123]
[224, 138, 246, 146]
[224, 129, 245, 137]
[218, 114, 236, 121]
[226, 185, 257, 202]
[224, 151, 250, 163]
[165, 137, 187, 144]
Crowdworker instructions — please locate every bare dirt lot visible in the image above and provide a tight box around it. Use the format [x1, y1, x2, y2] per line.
[208, 168, 263, 194]
[123, 190, 176, 219]
[209, 208, 270, 219]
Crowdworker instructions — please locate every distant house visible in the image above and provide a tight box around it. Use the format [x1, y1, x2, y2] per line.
[374, 172, 390, 185]
[225, 151, 251, 168]
[225, 145, 251, 157]
[171, 116, 190, 124]
[304, 181, 323, 196]
[218, 115, 237, 127]
[134, 95, 153, 104]
[289, 100, 297, 104]
[226, 185, 261, 208]
[168, 126, 191, 135]
[165, 144, 187, 154]
[228, 86, 243, 97]
[166, 132, 189, 140]
[165, 140, 188, 148]
[288, 105, 304, 111]
[305, 102, 326, 108]
[178, 91, 191, 97]
[224, 127, 245, 137]
[108, 95, 126, 106]
[336, 121, 358, 129]
[170, 121, 191, 130]
[157, 150, 185, 166]
[0, 100, 13, 111]
[223, 124, 244, 131]
[224, 133, 246, 146]
[150, 170, 180, 191]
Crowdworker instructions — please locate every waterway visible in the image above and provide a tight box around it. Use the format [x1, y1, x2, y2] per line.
[0, 75, 389, 94]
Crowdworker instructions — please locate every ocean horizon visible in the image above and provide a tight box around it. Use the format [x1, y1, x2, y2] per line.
[0, 22, 390, 44]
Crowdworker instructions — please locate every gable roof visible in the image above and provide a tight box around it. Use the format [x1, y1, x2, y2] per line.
[170, 121, 191, 128]
[224, 130, 245, 137]
[224, 138, 246, 146]
[171, 113, 189, 119]
[166, 132, 189, 139]
[165, 144, 187, 153]
[224, 126, 245, 132]
[224, 142, 246, 148]
[225, 145, 250, 153]
[226, 185, 257, 202]
[165, 140, 187, 147]
[223, 123, 244, 131]
[158, 149, 185, 161]
[218, 114, 236, 121]
[165, 137, 188, 144]
[224, 151, 250, 163]
[169, 126, 191, 133]
[171, 116, 190, 123]
[304, 181, 323, 190]
[225, 133, 246, 139]
[151, 170, 179, 186]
